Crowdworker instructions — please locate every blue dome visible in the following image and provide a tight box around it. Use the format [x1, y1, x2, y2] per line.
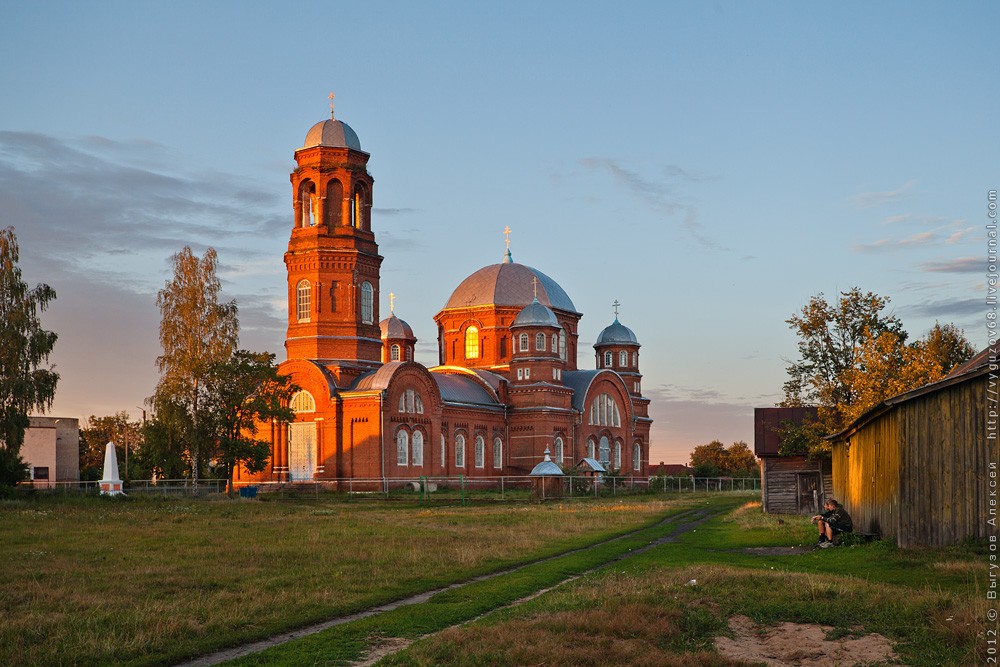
[512, 298, 560, 328]
[595, 318, 638, 346]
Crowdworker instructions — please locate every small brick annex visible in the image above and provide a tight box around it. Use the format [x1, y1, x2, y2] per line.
[237, 110, 652, 487]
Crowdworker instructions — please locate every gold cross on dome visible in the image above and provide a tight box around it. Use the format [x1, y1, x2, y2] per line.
[503, 226, 511, 249]
[389, 291, 396, 314]
[613, 299, 620, 318]
[328, 92, 336, 119]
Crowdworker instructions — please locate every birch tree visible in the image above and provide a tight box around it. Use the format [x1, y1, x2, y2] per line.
[0, 227, 58, 484]
[154, 246, 237, 485]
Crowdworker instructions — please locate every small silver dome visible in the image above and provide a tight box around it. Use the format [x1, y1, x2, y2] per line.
[302, 118, 362, 151]
[512, 298, 561, 329]
[595, 318, 638, 346]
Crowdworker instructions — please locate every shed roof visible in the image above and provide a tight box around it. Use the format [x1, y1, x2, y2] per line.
[577, 457, 607, 473]
[828, 347, 988, 442]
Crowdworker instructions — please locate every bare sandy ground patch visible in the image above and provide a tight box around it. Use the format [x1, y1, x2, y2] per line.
[715, 615, 899, 666]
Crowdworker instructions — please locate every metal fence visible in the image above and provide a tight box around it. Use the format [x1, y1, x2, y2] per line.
[17, 475, 758, 502]
[16, 479, 227, 496]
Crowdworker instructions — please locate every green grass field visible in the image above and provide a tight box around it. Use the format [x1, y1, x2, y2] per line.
[1, 493, 986, 666]
[0, 492, 688, 665]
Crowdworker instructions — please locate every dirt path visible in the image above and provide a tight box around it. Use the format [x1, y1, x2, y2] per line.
[174, 505, 720, 667]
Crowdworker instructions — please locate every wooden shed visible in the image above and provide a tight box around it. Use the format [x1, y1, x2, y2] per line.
[828, 348, 994, 547]
[754, 407, 832, 514]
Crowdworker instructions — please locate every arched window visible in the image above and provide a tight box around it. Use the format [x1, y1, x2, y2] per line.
[465, 326, 480, 359]
[535, 333, 546, 351]
[519, 333, 529, 352]
[632, 352, 637, 366]
[455, 434, 466, 468]
[390, 344, 400, 361]
[599, 436, 611, 466]
[493, 437, 503, 468]
[613, 440, 622, 469]
[299, 181, 316, 227]
[360, 282, 374, 324]
[559, 332, 566, 360]
[633, 442, 642, 471]
[604, 351, 612, 367]
[398, 389, 423, 414]
[552, 334, 558, 353]
[587, 438, 596, 459]
[619, 351, 628, 367]
[474, 435, 485, 468]
[396, 430, 409, 466]
[296, 280, 311, 322]
[412, 430, 424, 466]
[290, 390, 316, 413]
[325, 179, 343, 227]
[589, 393, 622, 427]
[554, 436, 564, 463]
[440, 433, 447, 464]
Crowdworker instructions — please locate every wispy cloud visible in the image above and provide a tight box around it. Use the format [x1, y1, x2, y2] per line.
[0, 130, 286, 291]
[920, 257, 981, 273]
[850, 180, 915, 208]
[902, 298, 983, 318]
[854, 219, 973, 253]
[373, 207, 419, 216]
[853, 231, 935, 252]
[580, 157, 726, 251]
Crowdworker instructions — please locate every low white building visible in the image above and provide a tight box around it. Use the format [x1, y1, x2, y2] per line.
[20, 416, 79, 487]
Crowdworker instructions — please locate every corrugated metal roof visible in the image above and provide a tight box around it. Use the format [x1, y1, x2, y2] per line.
[578, 457, 607, 473]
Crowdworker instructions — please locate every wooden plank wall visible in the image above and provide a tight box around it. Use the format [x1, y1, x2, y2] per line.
[898, 376, 989, 547]
[834, 374, 992, 547]
[832, 412, 899, 538]
[762, 456, 832, 514]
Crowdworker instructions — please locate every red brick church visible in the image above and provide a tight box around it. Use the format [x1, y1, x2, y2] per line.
[239, 109, 652, 485]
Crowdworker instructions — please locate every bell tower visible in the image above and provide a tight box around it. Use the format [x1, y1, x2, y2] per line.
[284, 105, 383, 384]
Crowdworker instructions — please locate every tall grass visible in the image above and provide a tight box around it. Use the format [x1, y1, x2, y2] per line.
[0, 494, 684, 665]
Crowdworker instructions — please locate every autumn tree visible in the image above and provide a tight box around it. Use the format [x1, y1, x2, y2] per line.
[154, 246, 238, 486]
[0, 227, 58, 485]
[782, 288, 975, 441]
[202, 350, 296, 493]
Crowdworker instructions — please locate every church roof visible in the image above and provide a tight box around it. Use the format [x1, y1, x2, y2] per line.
[443, 261, 578, 314]
[595, 318, 639, 346]
[561, 370, 601, 412]
[512, 298, 561, 329]
[380, 314, 415, 341]
[432, 373, 503, 408]
[302, 118, 363, 151]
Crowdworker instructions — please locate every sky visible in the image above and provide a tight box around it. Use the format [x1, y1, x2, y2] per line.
[0, 1, 996, 465]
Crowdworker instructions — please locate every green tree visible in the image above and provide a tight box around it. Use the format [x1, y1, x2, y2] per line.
[136, 398, 191, 481]
[202, 350, 296, 493]
[689, 440, 758, 477]
[79, 412, 143, 481]
[0, 227, 58, 485]
[154, 246, 238, 486]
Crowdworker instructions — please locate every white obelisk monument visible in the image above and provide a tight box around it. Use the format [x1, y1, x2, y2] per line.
[99, 442, 124, 495]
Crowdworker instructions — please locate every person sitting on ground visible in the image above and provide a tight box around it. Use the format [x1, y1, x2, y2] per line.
[811, 499, 853, 548]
